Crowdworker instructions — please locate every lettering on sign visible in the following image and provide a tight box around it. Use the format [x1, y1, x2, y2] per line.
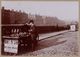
[4, 39, 18, 53]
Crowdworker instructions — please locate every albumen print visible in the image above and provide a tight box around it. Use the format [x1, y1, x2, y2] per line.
[1, 1, 79, 56]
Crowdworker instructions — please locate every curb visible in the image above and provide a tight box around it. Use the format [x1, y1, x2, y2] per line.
[39, 30, 69, 41]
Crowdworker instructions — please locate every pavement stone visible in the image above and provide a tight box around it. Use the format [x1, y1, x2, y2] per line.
[39, 30, 69, 40]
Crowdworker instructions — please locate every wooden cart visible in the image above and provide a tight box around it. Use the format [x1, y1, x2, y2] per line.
[1, 24, 39, 55]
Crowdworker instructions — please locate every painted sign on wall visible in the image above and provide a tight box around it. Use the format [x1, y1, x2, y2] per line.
[70, 25, 76, 31]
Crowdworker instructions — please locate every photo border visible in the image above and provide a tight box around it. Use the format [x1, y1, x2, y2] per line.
[0, 0, 79, 57]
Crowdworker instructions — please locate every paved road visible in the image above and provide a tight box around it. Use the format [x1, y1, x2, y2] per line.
[21, 31, 79, 56]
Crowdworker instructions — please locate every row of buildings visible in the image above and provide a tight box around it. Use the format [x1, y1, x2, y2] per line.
[1, 7, 67, 26]
[1, 7, 29, 24]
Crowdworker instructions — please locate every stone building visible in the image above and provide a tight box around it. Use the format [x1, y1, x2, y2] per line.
[1, 7, 67, 27]
[1, 7, 29, 24]
[1, 7, 11, 24]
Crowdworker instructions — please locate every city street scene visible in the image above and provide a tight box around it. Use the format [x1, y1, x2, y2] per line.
[1, 1, 79, 56]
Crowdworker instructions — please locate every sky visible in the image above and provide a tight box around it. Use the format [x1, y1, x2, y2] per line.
[1, 1, 79, 22]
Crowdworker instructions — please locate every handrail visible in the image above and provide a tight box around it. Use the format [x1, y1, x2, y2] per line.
[1, 24, 24, 26]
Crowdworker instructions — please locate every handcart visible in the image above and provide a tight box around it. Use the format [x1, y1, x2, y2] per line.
[1, 24, 39, 55]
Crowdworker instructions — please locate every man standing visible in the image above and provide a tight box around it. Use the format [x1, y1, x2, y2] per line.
[27, 20, 39, 51]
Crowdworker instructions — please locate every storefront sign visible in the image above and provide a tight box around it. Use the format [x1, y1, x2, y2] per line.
[4, 39, 18, 53]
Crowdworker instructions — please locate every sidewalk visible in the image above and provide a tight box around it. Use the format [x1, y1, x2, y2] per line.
[39, 30, 70, 40]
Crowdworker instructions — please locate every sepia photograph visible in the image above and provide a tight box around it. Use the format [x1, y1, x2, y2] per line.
[1, 1, 79, 56]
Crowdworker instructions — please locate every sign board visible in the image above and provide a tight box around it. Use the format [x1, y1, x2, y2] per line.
[4, 39, 18, 53]
[70, 25, 76, 31]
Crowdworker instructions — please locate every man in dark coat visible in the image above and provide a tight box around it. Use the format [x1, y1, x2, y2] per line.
[27, 20, 39, 51]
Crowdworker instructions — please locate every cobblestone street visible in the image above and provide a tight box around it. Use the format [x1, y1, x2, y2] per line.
[21, 31, 79, 56]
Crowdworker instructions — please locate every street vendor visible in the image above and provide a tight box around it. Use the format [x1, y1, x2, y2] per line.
[27, 20, 39, 51]
[28, 20, 35, 36]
